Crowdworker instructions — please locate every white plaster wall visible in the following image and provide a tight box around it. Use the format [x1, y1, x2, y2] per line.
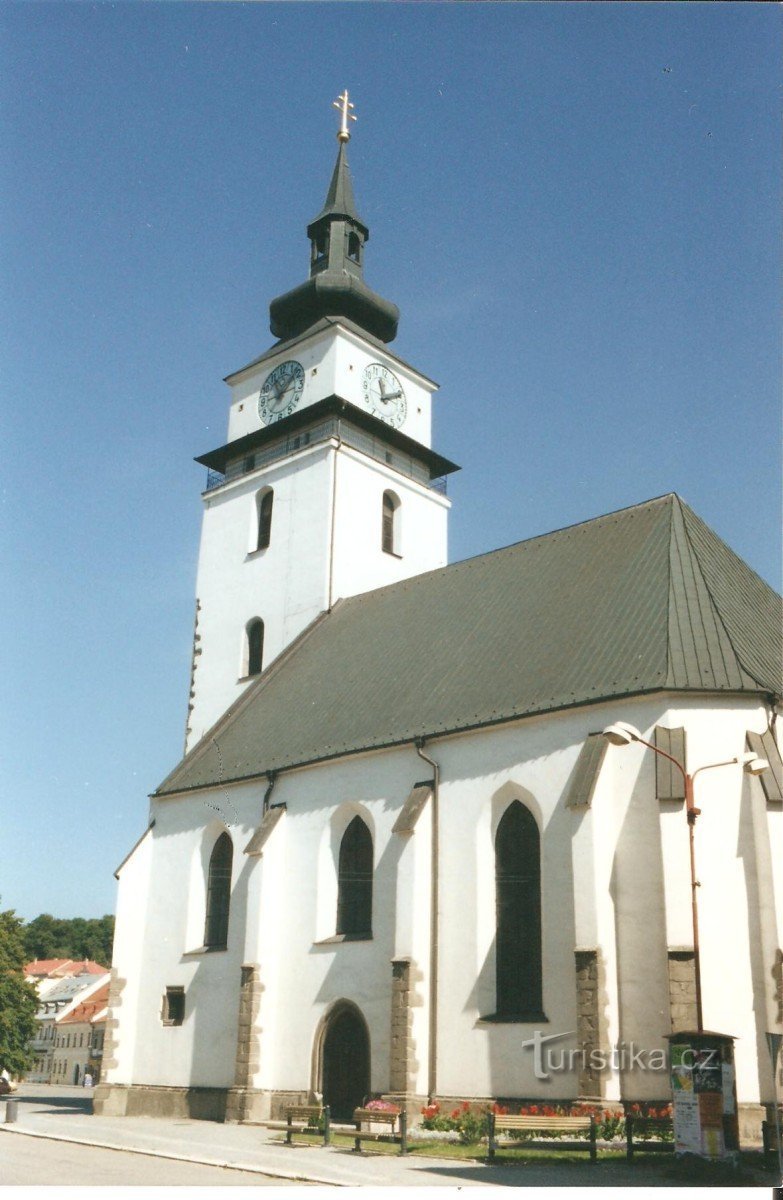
[187, 447, 333, 748]
[122, 785, 261, 1088]
[331, 447, 449, 601]
[226, 324, 435, 446]
[188, 441, 449, 751]
[115, 692, 779, 1108]
[105, 829, 154, 1084]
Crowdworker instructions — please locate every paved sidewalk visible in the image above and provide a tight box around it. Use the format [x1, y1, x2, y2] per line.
[0, 1087, 771, 1188]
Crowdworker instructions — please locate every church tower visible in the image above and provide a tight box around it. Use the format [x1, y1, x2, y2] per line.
[186, 94, 458, 749]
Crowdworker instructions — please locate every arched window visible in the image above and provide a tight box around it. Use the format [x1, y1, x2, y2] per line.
[247, 619, 264, 676]
[495, 801, 543, 1018]
[347, 231, 361, 263]
[382, 491, 400, 555]
[204, 832, 232, 950]
[257, 489, 273, 551]
[336, 816, 373, 937]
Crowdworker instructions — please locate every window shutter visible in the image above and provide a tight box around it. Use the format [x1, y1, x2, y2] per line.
[654, 726, 686, 800]
[746, 729, 783, 802]
[564, 734, 608, 808]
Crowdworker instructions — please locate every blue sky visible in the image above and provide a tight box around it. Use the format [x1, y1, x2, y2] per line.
[2, 3, 779, 924]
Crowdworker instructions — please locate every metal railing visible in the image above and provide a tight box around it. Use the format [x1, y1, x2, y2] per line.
[204, 418, 448, 496]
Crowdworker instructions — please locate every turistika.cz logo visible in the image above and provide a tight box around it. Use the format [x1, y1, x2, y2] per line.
[519, 1030, 689, 1080]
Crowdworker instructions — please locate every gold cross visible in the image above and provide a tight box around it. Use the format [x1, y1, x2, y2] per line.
[333, 90, 357, 143]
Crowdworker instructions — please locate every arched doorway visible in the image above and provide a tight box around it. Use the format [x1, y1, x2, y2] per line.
[320, 1003, 370, 1121]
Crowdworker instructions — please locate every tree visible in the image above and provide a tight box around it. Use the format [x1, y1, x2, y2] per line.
[0, 908, 38, 1077]
[23, 914, 114, 968]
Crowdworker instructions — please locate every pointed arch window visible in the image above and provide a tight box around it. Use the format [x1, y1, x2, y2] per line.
[495, 801, 543, 1019]
[247, 619, 264, 676]
[257, 489, 273, 551]
[382, 491, 400, 556]
[204, 832, 233, 950]
[336, 816, 373, 938]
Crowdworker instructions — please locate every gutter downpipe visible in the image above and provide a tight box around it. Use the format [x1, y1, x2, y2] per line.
[262, 771, 278, 816]
[327, 425, 343, 612]
[416, 737, 440, 1102]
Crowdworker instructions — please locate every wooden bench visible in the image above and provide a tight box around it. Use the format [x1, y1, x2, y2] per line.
[487, 1113, 597, 1162]
[625, 1115, 674, 1160]
[266, 1104, 331, 1146]
[352, 1107, 408, 1155]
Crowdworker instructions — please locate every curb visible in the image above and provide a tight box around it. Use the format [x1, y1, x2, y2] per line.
[0, 1125, 340, 1186]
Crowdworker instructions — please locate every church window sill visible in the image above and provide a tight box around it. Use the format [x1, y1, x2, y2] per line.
[382, 550, 402, 560]
[313, 932, 373, 947]
[477, 1012, 549, 1025]
[182, 946, 228, 957]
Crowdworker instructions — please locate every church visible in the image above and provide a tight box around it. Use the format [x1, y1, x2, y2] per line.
[94, 95, 782, 1142]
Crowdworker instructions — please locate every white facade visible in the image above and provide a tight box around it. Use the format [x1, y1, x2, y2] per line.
[186, 321, 450, 749]
[103, 693, 781, 1125]
[225, 322, 436, 446]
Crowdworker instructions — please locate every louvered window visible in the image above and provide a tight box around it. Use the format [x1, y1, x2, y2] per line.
[336, 817, 373, 937]
[495, 801, 543, 1018]
[382, 491, 400, 555]
[204, 833, 232, 950]
[257, 490, 273, 551]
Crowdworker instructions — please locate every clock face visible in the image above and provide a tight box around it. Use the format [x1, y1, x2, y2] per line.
[362, 363, 407, 429]
[258, 360, 305, 425]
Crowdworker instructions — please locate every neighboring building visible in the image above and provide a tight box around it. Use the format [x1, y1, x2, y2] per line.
[26, 964, 109, 1083]
[51, 982, 110, 1086]
[26, 959, 107, 985]
[95, 101, 782, 1141]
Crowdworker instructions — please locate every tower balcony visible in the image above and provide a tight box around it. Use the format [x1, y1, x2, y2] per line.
[199, 397, 457, 498]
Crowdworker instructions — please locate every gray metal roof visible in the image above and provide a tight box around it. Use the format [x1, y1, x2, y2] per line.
[156, 494, 782, 797]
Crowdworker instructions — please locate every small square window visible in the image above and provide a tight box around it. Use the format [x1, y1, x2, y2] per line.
[162, 987, 185, 1027]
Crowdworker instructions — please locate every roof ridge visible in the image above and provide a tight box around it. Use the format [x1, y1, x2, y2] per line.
[673, 495, 777, 693]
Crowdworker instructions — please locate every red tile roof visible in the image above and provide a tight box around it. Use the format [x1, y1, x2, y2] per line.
[59, 982, 111, 1025]
[26, 959, 108, 978]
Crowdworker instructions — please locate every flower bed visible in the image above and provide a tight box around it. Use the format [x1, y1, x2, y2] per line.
[419, 1100, 673, 1144]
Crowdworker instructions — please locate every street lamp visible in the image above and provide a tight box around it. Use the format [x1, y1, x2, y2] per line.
[601, 721, 768, 1032]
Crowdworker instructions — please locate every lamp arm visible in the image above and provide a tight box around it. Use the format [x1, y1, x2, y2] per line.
[691, 758, 743, 783]
[632, 735, 688, 785]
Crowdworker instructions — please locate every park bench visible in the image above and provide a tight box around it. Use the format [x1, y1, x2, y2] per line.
[266, 1104, 331, 1146]
[487, 1112, 597, 1162]
[352, 1106, 408, 1155]
[625, 1115, 674, 1160]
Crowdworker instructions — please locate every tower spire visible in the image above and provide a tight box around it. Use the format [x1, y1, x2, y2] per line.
[268, 93, 399, 344]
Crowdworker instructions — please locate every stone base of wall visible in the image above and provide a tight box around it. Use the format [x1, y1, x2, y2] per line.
[737, 1103, 766, 1145]
[225, 1087, 272, 1124]
[92, 1083, 228, 1122]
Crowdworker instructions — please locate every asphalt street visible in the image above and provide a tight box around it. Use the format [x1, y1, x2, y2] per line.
[0, 1132, 304, 1186]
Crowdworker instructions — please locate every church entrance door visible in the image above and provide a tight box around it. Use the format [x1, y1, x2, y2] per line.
[321, 1005, 369, 1121]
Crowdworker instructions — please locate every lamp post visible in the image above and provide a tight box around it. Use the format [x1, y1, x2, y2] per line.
[601, 722, 768, 1033]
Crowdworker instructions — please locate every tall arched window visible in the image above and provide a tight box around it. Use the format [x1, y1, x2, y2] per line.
[495, 801, 543, 1018]
[257, 490, 273, 551]
[382, 491, 400, 555]
[247, 619, 264, 676]
[336, 816, 373, 937]
[204, 832, 233, 950]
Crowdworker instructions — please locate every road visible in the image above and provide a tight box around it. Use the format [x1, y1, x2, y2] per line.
[0, 1131, 304, 1186]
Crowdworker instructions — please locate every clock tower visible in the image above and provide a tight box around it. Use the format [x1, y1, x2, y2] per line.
[185, 94, 458, 750]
